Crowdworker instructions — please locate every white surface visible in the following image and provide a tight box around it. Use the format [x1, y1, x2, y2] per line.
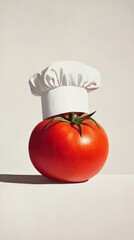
[0, 175, 134, 240]
[0, 1, 134, 173]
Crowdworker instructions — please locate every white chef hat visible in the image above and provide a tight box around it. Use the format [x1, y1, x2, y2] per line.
[29, 61, 101, 119]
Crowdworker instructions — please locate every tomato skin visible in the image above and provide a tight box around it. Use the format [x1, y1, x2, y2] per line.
[29, 115, 109, 183]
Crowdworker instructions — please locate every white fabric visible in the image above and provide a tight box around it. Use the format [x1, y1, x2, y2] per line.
[29, 61, 101, 96]
[41, 86, 89, 119]
[29, 61, 101, 119]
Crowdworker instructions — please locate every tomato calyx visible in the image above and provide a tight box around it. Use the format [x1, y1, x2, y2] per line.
[45, 111, 100, 137]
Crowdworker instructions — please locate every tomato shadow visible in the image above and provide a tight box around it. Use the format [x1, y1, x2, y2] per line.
[0, 174, 65, 184]
[0, 174, 88, 185]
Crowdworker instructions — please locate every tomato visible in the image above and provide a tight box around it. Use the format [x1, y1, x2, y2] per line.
[29, 112, 109, 183]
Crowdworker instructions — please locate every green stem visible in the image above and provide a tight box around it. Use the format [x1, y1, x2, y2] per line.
[45, 111, 100, 136]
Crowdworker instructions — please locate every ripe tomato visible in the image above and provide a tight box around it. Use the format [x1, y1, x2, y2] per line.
[29, 113, 109, 183]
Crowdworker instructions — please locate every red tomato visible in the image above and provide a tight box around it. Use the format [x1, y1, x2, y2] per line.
[29, 113, 109, 183]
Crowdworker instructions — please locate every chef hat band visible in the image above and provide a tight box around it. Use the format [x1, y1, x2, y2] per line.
[41, 86, 89, 119]
[29, 61, 101, 119]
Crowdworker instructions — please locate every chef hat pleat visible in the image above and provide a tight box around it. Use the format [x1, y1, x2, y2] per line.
[29, 61, 101, 119]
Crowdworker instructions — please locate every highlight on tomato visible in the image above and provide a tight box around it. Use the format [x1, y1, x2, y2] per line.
[29, 112, 109, 183]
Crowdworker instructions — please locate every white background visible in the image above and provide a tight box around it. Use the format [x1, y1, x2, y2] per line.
[0, 0, 134, 174]
[0, 1, 134, 240]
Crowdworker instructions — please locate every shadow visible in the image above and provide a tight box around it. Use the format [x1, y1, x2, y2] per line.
[0, 174, 60, 184]
[0, 174, 88, 185]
